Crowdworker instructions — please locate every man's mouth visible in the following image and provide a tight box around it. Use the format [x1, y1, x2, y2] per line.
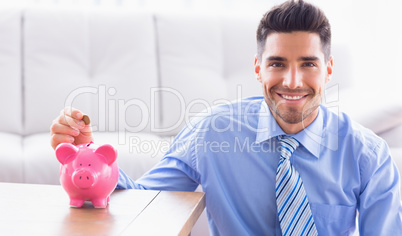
[279, 94, 307, 101]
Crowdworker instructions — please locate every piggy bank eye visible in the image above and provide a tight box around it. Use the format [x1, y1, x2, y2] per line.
[88, 164, 91, 166]
[80, 164, 82, 166]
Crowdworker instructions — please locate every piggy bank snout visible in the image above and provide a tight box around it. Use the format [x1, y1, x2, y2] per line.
[72, 169, 98, 189]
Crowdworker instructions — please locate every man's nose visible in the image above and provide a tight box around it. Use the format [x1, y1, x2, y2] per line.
[283, 67, 303, 89]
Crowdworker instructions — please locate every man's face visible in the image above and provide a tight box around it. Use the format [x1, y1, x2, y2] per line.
[254, 31, 333, 133]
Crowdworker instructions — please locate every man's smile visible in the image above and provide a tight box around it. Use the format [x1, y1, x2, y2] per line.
[278, 93, 308, 101]
[272, 88, 312, 104]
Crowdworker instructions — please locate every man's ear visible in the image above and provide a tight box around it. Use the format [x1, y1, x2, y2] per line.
[254, 55, 262, 83]
[325, 56, 334, 84]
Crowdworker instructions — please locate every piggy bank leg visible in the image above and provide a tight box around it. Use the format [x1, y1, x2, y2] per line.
[70, 199, 85, 208]
[92, 198, 108, 208]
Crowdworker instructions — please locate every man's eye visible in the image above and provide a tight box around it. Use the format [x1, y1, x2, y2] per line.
[269, 63, 284, 67]
[302, 62, 316, 67]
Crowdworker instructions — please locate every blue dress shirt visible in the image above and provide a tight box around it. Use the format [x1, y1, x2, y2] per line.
[117, 97, 402, 235]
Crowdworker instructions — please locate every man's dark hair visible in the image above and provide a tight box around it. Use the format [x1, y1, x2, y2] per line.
[256, 0, 331, 61]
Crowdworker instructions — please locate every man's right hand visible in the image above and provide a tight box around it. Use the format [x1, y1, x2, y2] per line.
[50, 107, 93, 150]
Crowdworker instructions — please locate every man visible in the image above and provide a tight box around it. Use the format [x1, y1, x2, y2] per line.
[50, 0, 402, 235]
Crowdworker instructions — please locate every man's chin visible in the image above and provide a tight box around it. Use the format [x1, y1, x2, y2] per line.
[275, 106, 318, 125]
[277, 113, 303, 124]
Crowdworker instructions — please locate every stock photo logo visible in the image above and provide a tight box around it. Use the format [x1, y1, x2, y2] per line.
[63, 84, 340, 154]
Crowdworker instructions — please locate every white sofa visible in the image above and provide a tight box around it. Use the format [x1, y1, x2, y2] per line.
[1, 7, 402, 236]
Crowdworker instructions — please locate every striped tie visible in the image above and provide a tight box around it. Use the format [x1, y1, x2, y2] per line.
[276, 135, 318, 236]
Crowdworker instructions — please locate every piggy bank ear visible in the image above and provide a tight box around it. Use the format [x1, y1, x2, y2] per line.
[55, 143, 78, 164]
[95, 144, 117, 165]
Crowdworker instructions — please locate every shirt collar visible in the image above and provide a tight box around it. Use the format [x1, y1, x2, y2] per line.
[255, 100, 324, 158]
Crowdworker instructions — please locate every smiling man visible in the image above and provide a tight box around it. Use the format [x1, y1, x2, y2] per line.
[50, 0, 402, 235]
[255, 31, 332, 134]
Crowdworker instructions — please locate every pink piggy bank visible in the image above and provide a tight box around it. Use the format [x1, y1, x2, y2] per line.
[55, 142, 119, 208]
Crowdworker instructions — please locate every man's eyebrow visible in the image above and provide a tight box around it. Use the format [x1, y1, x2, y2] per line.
[265, 56, 320, 61]
[298, 56, 319, 61]
[266, 56, 287, 61]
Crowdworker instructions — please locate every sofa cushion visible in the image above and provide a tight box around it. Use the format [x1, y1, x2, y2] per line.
[24, 8, 93, 136]
[23, 133, 59, 184]
[221, 14, 262, 100]
[23, 9, 159, 136]
[0, 133, 23, 182]
[0, 9, 22, 134]
[86, 10, 160, 134]
[154, 12, 228, 136]
[325, 87, 402, 135]
[339, 87, 402, 134]
[379, 124, 402, 148]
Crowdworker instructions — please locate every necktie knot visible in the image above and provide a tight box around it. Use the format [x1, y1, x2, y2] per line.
[278, 135, 299, 160]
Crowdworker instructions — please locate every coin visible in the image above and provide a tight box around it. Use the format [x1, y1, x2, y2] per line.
[82, 115, 90, 125]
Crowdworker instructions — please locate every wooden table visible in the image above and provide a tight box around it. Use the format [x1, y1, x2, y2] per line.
[0, 182, 205, 236]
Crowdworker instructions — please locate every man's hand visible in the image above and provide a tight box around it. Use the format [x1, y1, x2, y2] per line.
[50, 107, 93, 150]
